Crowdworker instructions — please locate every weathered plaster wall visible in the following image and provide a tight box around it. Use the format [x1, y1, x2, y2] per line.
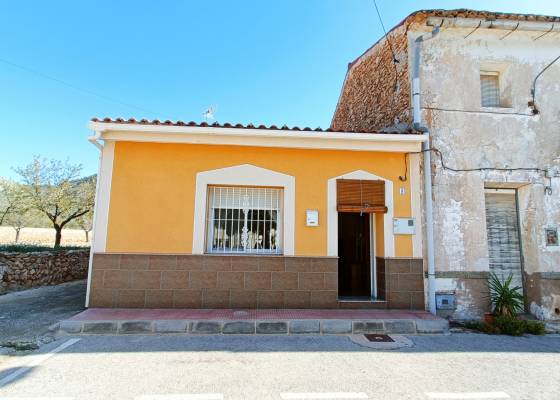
[331, 24, 411, 132]
[414, 25, 560, 319]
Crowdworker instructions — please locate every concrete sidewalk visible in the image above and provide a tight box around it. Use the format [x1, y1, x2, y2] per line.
[59, 308, 449, 335]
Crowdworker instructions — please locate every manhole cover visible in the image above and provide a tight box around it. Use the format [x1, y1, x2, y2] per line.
[364, 334, 394, 342]
[233, 311, 249, 317]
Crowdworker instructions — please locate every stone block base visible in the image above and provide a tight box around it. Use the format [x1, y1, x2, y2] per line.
[89, 253, 338, 309]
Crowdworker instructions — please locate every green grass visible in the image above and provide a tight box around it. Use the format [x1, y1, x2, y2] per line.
[0, 244, 90, 252]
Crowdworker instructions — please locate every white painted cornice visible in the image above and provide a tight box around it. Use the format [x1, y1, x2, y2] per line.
[88, 122, 427, 153]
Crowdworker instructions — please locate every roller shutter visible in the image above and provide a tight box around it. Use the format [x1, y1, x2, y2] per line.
[484, 190, 524, 292]
[337, 179, 387, 213]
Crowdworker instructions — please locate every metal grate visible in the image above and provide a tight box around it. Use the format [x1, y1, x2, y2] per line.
[206, 186, 282, 254]
[480, 72, 500, 107]
[364, 334, 394, 342]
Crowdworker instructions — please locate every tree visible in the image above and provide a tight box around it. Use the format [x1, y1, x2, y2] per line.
[5, 207, 31, 243]
[76, 210, 93, 242]
[15, 157, 96, 248]
[0, 179, 33, 242]
[0, 178, 22, 226]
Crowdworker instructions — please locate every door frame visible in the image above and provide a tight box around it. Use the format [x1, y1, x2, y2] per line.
[369, 213, 377, 299]
[337, 212, 377, 299]
[484, 187, 527, 310]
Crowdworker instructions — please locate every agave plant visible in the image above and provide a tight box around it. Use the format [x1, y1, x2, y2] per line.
[486, 273, 524, 317]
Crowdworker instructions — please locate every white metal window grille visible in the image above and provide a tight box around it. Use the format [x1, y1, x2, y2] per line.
[480, 72, 500, 107]
[206, 186, 282, 254]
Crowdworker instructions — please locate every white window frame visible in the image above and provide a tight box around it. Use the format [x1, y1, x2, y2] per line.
[205, 185, 284, 254]
[192, 164, 295, 256]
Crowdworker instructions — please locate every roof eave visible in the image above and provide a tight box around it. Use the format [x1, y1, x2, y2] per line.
[89, 121, 426, 153]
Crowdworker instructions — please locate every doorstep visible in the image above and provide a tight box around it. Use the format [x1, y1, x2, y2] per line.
[58, 308, 448, 335]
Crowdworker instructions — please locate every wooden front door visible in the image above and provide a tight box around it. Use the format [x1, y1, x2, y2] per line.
[338, 212, 371, 298]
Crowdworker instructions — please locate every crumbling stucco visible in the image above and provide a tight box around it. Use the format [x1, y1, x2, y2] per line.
[332, 13, 560, 320]
[416, 25, 560, 319]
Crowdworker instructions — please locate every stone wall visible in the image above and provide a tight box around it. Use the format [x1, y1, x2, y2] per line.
[0, 250, 89, 294]
[331, 24, 410, 132]
[90, 253, 339, 309]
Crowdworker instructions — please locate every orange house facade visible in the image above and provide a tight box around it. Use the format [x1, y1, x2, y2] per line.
[86, 118, 427, 310]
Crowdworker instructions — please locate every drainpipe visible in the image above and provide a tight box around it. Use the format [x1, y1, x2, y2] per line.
[412, 26, 440, 315]
[85, 130, 103, 307]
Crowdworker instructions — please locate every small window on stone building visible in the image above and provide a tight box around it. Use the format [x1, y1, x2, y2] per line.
[480, 72, 500, 107]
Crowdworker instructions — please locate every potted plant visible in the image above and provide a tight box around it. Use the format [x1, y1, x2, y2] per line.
[485, 272, 524, 322]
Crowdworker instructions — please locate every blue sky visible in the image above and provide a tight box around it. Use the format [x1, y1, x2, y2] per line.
[1, 0, 558, 178]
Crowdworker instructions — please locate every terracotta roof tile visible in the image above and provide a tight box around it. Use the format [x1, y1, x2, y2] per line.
[90, 117, 419, 134]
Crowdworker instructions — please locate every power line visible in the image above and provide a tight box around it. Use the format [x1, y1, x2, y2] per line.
[372, 0, 398, 64]
[399, 147, 547, 181]
[0, 57, 163, 117]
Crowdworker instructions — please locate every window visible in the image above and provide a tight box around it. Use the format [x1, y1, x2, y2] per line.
[206, 186, 282, 254]
[480, 72, 500, 107]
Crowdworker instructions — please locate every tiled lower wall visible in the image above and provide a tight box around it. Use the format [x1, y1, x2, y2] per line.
[89, 253, 426, 310]
[377, 257, 425, 310]
[89, 253, 339, 309]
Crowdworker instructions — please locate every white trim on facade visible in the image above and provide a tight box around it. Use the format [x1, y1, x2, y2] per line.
[369, 213, 377, 298]
[91, 141, 115, 253]
[192, 164, 295, 256]
[327, 170, 395, 257]
[85, 140, 115, 306]
[409, 153, 423, 257]
[89, 122, 426, 153]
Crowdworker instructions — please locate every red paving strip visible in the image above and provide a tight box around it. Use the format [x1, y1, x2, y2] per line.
[70, 308, 440, 321]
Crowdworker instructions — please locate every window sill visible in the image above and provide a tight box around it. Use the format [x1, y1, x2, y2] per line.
[479, 106, 514, 112]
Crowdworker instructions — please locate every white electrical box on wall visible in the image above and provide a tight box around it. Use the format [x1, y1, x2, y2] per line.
[306, 210, 319, 227]
[393, 218, 415, 235]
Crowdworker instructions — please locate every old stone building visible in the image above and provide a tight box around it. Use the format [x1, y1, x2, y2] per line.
[332, 9, 560, 320]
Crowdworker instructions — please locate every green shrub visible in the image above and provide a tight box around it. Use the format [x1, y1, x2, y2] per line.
[0, 244, 89, 252]
[463, 320, 483, 330]
[461, 316, 546, 336]
[493, 315, 526, 336]
[487, 273, 524, 317]
[523, 320, 546, 335]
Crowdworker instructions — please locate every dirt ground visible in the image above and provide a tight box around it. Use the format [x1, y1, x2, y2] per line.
[0, 227, 90, 247]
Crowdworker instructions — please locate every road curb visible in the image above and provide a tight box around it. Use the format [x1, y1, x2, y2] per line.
[58, 317, 449, 336]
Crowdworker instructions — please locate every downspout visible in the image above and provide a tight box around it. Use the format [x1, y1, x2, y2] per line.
[85, 130, 103, 307]
[412, 26, 440, 315]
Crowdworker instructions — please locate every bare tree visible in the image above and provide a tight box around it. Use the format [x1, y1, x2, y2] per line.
[15, 157, 96, 248]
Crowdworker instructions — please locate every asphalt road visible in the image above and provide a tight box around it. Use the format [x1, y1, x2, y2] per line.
[0, 333, 559, 400]
[0, 280, 86, 345]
